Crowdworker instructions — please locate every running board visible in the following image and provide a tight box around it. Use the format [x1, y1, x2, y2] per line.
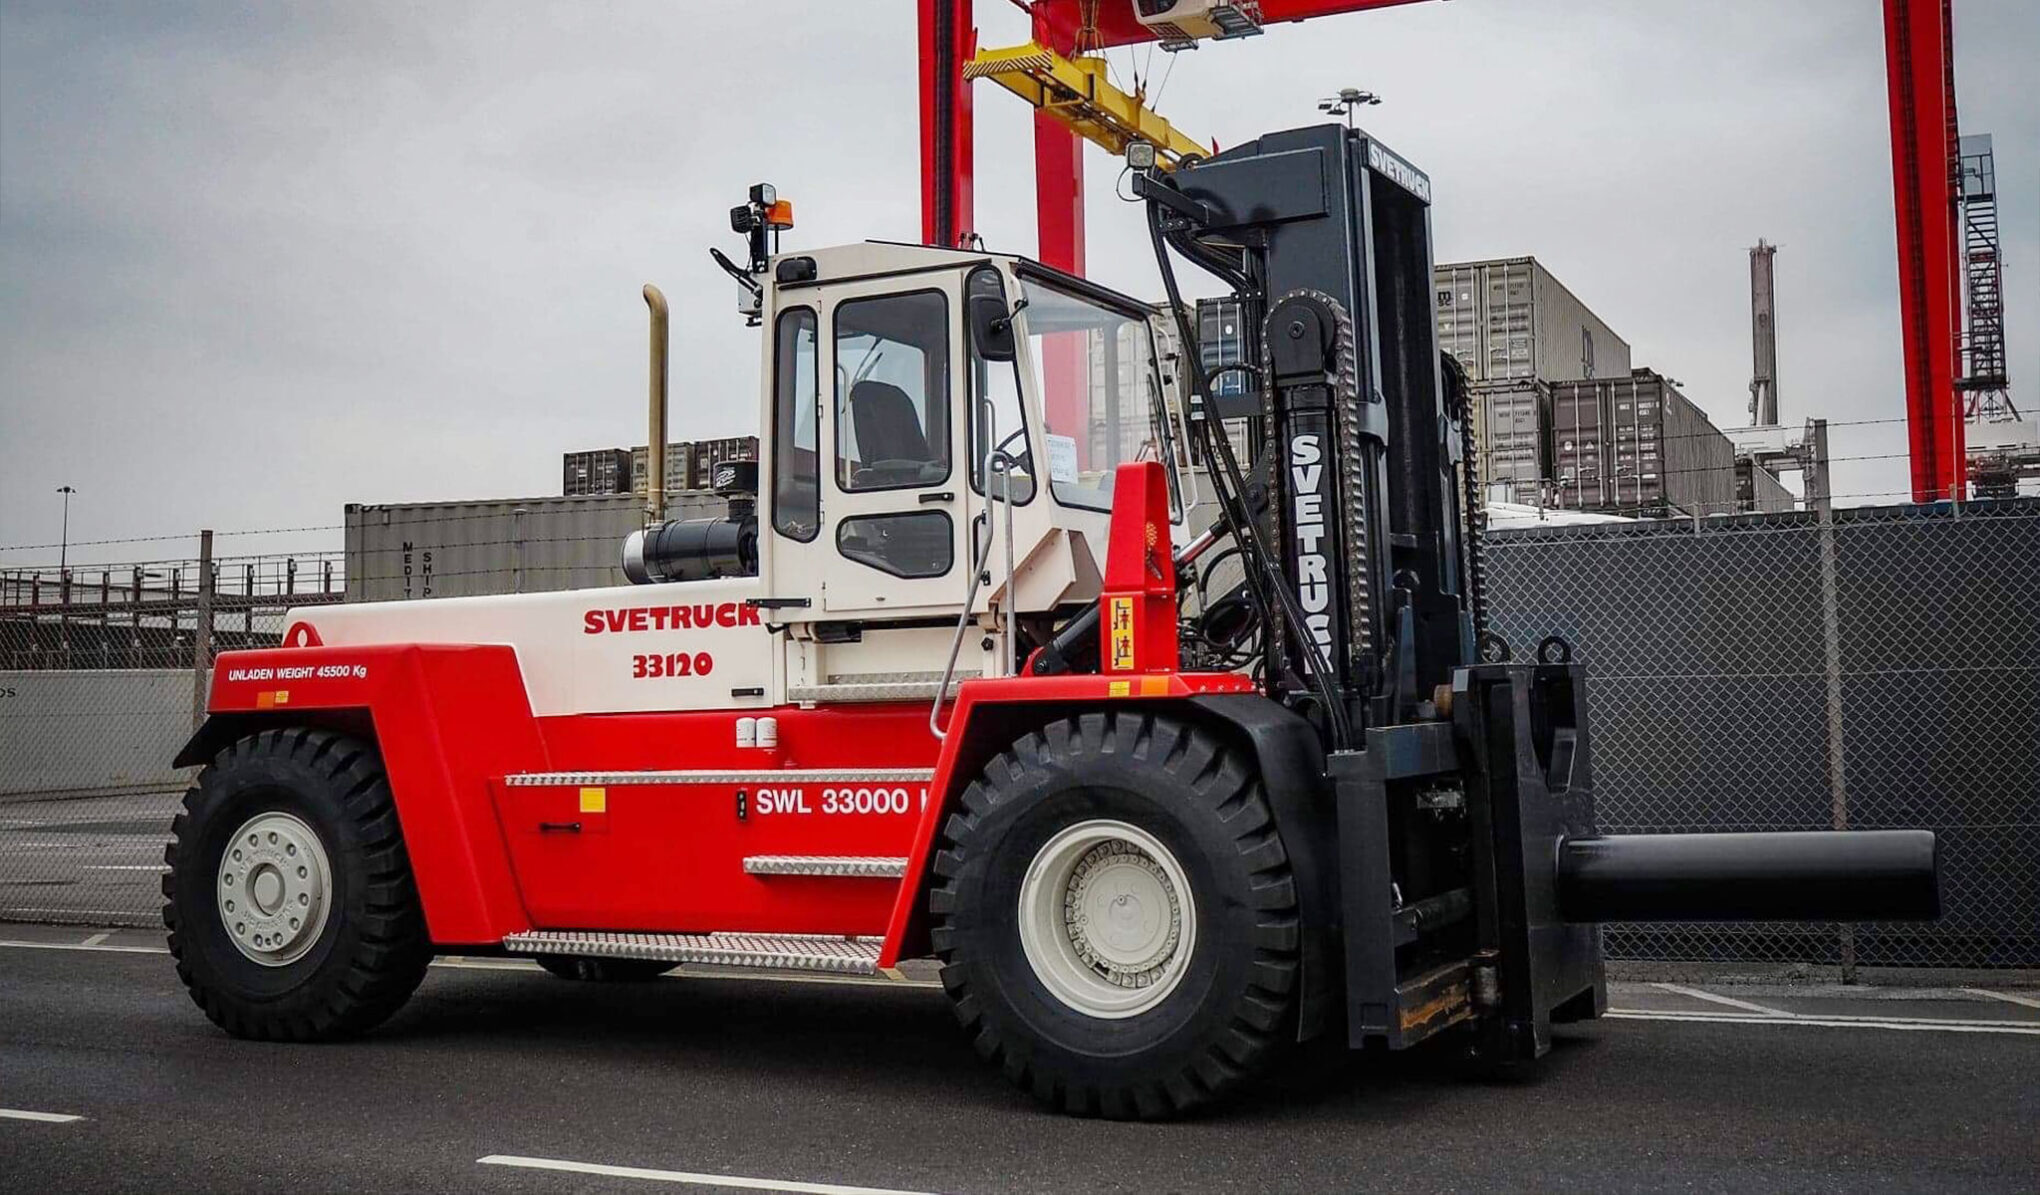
[744, 856, 908, 879]
[502, 931, 881, 975]
[787, 680, 959, 705]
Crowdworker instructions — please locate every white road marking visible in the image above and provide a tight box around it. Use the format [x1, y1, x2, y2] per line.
[1652, 981, 1793, 1016]
[0, 1108, 85, 1123]
[0, 939, 166, 955]
[478, 1155, 941, 1194]
[1962, 987, 2040, 1012]
[81, 865, 170, 871]
[79, 932, 110, 947]
[1606, 1010, 2040, 1035]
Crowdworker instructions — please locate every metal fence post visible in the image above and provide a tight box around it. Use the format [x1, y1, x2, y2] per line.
[192, 529, 214, 731]
[1817, 504, 1855, 982]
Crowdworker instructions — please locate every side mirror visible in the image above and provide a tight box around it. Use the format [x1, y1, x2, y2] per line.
[968, 293, 1017, 362]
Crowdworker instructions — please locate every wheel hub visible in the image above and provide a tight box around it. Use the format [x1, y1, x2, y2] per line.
[216, 811, 332, 967]
[1063, 842, 1181, 988]
[1018, 818, 1197, 1019]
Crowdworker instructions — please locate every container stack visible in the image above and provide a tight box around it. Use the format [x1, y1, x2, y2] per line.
[1550, 370, 1737, 516]
[1437, 257, 1745, 519]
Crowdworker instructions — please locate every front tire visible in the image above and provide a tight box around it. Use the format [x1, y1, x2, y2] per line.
[163, 728, 432, 1040]
[930, 712, 1300, 1119]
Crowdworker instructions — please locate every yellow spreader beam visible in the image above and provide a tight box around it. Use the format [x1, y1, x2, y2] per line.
[964, 42, 1213, 168]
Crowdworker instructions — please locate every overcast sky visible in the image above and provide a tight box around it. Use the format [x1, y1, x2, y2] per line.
[2, 0, 2034, 568]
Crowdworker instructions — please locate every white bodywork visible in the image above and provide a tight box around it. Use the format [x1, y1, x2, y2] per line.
[294, 241, 1195, 716]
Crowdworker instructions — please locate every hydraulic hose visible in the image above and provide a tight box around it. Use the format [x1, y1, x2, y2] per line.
[1144, 192, 1355, 749]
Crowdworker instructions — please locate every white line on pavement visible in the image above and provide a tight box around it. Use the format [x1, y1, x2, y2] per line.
[477, 1155, 941, 1194]
[0, 1109, 85, 1123]
[81, 865, 170, 871]
[79, 932, 110, 947]
[1606, 1010, 2040, 1035]
[1652, 981, 1793, 1016]
[0, 939, 166, 955]
[1962, 987, 2040, 1012]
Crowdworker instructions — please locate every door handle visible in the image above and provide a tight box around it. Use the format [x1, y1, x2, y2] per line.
[919, 491, 955, 504]
[538, 821, 582, 834]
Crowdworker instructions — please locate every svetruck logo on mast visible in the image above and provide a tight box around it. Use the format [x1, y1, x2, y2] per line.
[1289, 433, 1336, 657]
[1365, 140, 1431, 204]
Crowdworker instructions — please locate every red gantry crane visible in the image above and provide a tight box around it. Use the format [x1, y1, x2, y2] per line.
[921, 0, 1980, 502]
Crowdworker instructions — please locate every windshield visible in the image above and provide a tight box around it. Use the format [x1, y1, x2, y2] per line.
[1018, 276, 1169, 513]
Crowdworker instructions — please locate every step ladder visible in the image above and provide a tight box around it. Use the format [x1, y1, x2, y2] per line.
[503, 930, 882, 976]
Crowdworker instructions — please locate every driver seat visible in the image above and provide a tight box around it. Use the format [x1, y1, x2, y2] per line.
[849, 381, 931, 467]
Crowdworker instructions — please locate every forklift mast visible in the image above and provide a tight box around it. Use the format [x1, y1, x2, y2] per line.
[1149, 124, 1471, 728]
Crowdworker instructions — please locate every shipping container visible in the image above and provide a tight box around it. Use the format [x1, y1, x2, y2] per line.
[688, 436, 760, 490]
[1469, 379, 1550, 503]
[1549, 370, 1735, 516]
[562, 448, 634, 496]
[630, 443, 694, 498]
[1737, 458, 1796, 513]
[344, 492, 723, 603]
[1435, 258, 1632, 385]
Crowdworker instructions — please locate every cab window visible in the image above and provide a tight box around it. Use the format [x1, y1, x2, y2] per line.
[771, 307, 820, 541]
[834, 290, 951, 492]
[967, 268, 1035, 504]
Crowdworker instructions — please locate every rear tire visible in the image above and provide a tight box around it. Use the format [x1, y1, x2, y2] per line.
[163, 728, 432, 1040]
[535, 956, 677, 982]
[930, 712, 1300, 1119]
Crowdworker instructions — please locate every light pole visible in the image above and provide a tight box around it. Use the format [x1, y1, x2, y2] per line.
[57, 485, 76, 574]
[1318, 87, 1381, 128]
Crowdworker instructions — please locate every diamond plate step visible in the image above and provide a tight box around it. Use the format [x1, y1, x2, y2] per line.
[743, 855, 908, 879]
[502, 930, 881, 975]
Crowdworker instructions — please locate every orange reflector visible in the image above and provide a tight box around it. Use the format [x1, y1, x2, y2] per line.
[766, 199, 794, 229]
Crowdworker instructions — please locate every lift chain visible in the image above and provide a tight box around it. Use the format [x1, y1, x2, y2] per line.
[1259, 288, 1371, 694]
[1450, 355, 1491, 641]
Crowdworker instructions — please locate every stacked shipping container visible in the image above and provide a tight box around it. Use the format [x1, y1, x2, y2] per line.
[1469, 379, 1550, 504]
[1550, 370, 1737, 515]
[1434, 258, 1632, 385]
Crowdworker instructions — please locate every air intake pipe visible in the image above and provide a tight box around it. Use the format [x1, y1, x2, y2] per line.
[1556, 829, 1939, 923]
[622, 460, 760, 585]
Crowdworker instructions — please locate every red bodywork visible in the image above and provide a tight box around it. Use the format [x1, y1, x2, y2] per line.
[196, 463, 1250, 964]
[201, 650, 1250, 957]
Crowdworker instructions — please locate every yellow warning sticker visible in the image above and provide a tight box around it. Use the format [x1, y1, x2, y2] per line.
[578, 787, 607, 814]
[1108, 596, 1136, 672]
[1107, 680, 1132, 697]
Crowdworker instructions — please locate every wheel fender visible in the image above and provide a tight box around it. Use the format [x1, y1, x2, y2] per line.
[880, 683, 1338, 1043]
[1186, 694, 1339, 1043]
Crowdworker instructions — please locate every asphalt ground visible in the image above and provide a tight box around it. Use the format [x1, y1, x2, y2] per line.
[0, 791, 180, 925]
[1, 926, 2036, 1194]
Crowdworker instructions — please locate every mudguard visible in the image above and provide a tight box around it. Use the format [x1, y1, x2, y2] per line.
[178, 643, 542, 944]
[879, 673, 1341, 1042]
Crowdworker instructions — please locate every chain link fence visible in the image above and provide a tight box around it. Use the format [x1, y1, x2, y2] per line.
[1, 548, 340, 925]
[1486, 498, 2040, 971]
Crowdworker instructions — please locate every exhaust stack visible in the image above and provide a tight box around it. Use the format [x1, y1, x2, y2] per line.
[644, 283, 669, 524]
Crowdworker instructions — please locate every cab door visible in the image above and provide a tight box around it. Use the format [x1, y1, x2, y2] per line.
[815, 276, 970, 617]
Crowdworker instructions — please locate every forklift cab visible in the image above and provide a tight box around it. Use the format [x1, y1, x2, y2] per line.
[752, 241, 1195, 687]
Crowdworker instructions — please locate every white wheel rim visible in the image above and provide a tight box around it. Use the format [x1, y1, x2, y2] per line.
[216, 811, 332, 967]
[1017, 818, 1197, 1019]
